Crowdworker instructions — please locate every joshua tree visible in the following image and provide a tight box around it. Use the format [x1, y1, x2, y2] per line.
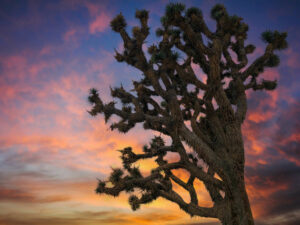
[88, 3, 287, 225]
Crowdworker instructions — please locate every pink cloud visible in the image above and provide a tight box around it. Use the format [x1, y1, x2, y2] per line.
[89, 13, 111, 34]
[63, 28, 78, 42]
[62, 26, 88, 45]
[285, 47, 300, 69]
[0, 50, 153, 176]
[82, 1, 111, 34]
[84, 2, 101, 17]
[261, 68, 280, 81]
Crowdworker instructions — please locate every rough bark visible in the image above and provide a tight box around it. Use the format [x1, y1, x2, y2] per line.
[88, 3, 287, 225]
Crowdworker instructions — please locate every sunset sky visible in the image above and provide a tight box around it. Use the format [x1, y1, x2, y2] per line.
[0, 0, 299, 224]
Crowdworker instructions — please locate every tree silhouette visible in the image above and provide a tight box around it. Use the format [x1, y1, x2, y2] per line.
[88, 3, 287, 225]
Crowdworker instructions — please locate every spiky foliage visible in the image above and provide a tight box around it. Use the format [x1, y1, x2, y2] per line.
[135, 10, 149, 20]
[109, 168, 124, 184]
[186, 7, 202, 18]
[89, 3, 287, 225]
[261, 30, 288, 49]
[210, 4, 227, 20]
[110, 13, 127, 32]
[166, 3, 185, 18]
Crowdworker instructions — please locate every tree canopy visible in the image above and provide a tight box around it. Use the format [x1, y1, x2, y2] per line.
[87, 3, 287, 225]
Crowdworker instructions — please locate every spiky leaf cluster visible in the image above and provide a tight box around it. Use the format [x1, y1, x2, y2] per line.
[261, 30, 288, 49]
[135, 10, 149, 20]
[211, 4, 227, 20]
[165, 3, 185, 19]
[110, 13, 127, 32]
[109, 168, 124, 184]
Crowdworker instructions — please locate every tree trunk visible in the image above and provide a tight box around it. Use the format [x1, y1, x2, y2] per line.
[218, 166, 254, 225]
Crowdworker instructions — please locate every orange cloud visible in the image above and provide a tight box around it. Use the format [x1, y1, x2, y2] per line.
[246, 75, 280, 124]
[246, 177, 289, 218]
[0, 209, 187, 225]
[0, 187, 70, 203]
[247, 110, 274, 123]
